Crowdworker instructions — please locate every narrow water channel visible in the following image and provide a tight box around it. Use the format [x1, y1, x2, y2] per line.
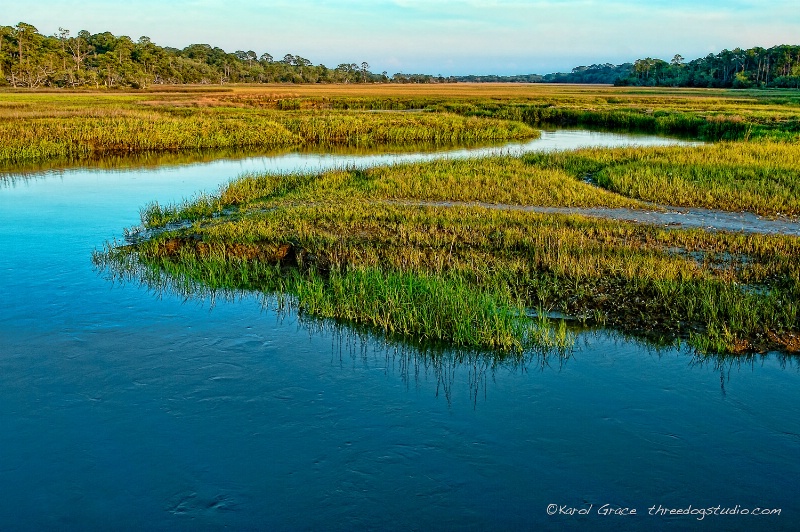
[1, 130, 797, 530]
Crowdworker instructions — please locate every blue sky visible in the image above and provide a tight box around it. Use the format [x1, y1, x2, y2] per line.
[6, 1, 799, 75]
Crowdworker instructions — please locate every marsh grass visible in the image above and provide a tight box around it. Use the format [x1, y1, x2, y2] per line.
[103, 165, 800, 354]
[95, 242, 571, 352]
[141, 138, 800, 232]
[522, 142, 800, 216]
[294, 267, 561, 351]
[279, 111, 537, 145]
[139, 156, 648, 231]
[215, 84, 800, 141]
[4, 84, 799, 165]
[60, 84, 800, 353]
[0, 114, 299, 163]
[0, 91, 539, 164]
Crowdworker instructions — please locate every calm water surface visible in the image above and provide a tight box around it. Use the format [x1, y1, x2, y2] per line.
[1, 131, 798, 530]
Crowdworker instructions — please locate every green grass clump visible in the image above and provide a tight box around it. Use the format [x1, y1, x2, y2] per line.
[294, 267, 557, 351]
[146, 155, 646, 223]
[96, 240, 570, 352]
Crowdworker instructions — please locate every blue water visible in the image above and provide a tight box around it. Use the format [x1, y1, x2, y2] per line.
[1, 131, 797, 530]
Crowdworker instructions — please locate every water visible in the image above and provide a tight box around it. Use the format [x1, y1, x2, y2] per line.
[2, 128, 698, 183]
[1, 131, 798, 530]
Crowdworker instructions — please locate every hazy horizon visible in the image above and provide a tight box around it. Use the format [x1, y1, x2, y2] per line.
[5, 1, 798, 76]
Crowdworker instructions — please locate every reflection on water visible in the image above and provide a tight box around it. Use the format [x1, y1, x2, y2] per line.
[96, 252, 574, 407]
[0, 146, 285, 178]
[317, 321, 573, 409]
[0, 128, 697, 186]
[96, 247, 799, 409]
[287, 308, 798, 405]
[0, 139, 511, 179]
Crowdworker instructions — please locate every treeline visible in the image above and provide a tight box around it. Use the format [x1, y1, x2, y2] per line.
[3, 21, 798, 89]
[454, 74, 544, 83]
[0, 22, 405, 88]
[453, 47, 800, 88]
[616, 46, 800, 88]
[450, 64, 632, 84]
[542, 63, 633, 84]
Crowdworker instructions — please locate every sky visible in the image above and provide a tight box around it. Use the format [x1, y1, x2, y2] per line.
[5, 1, 799, 76]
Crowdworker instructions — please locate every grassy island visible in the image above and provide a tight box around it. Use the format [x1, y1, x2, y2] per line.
[77, 84, 800, 354]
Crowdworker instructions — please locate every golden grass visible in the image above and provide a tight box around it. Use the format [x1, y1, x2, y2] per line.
[109, 153, 800, 354]
[8, 83, 798, 353]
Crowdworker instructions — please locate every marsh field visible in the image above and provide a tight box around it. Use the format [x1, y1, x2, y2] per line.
[2, 83, 800, 528]
[18, 83, 793, 354]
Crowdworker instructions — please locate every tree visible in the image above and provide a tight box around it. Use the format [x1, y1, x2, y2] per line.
[0, 25, 11, 82]
[115, 35, 133, 65]
[293, 55, 311, 67]
[12, 22, 49, 87]
[89, 31, 118, 55]
[56, 27, 70, 77]
[66, 30, 92, 86]
[14, 23, 38, 65]
[133, 36, 157, 77]
[96, 52, 118, 87]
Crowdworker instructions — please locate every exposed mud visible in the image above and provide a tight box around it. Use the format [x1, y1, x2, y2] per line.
[395, 200, 800, 236]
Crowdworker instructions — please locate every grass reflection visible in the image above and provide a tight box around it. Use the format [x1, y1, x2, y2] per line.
[94, 244, 574, 407]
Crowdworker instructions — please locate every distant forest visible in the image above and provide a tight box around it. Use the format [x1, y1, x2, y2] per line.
[1, 22, 798, 89]
[452, 63, 634, 84]
[0, 22, 403, 87]
[454, 46, 800, 88]
[616, 46, 800, 88]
